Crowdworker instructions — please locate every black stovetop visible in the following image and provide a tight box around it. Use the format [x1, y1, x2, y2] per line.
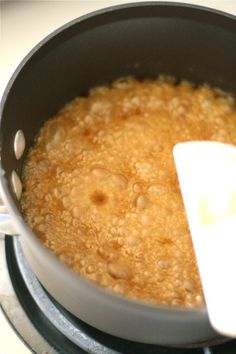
[5, 237, 236, 354]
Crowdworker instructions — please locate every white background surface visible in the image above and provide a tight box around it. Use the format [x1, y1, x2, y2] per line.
[0, 1, 236, 354]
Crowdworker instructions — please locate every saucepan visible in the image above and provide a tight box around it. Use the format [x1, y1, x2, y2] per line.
[0, 2, 235, 346]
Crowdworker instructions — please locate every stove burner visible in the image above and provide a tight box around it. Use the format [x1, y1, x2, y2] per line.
[2, 236, 236, 354]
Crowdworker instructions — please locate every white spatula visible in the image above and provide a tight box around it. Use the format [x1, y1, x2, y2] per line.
[173, 141, 236, 338]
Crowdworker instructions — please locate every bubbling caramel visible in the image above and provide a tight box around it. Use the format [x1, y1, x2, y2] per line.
[21, 77, 236, 307]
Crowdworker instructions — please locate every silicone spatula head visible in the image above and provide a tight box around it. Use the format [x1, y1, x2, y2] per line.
[173, 141, 236, 338]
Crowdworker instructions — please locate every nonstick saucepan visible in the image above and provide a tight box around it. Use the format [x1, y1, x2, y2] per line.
[0, 2, 236, 346]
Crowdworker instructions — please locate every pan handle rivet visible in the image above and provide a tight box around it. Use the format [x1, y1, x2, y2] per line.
[11, 170, 22, 200]
[14, 130, 26, 160]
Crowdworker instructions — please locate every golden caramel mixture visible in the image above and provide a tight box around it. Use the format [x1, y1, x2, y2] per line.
[21, 78, 236, 307]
